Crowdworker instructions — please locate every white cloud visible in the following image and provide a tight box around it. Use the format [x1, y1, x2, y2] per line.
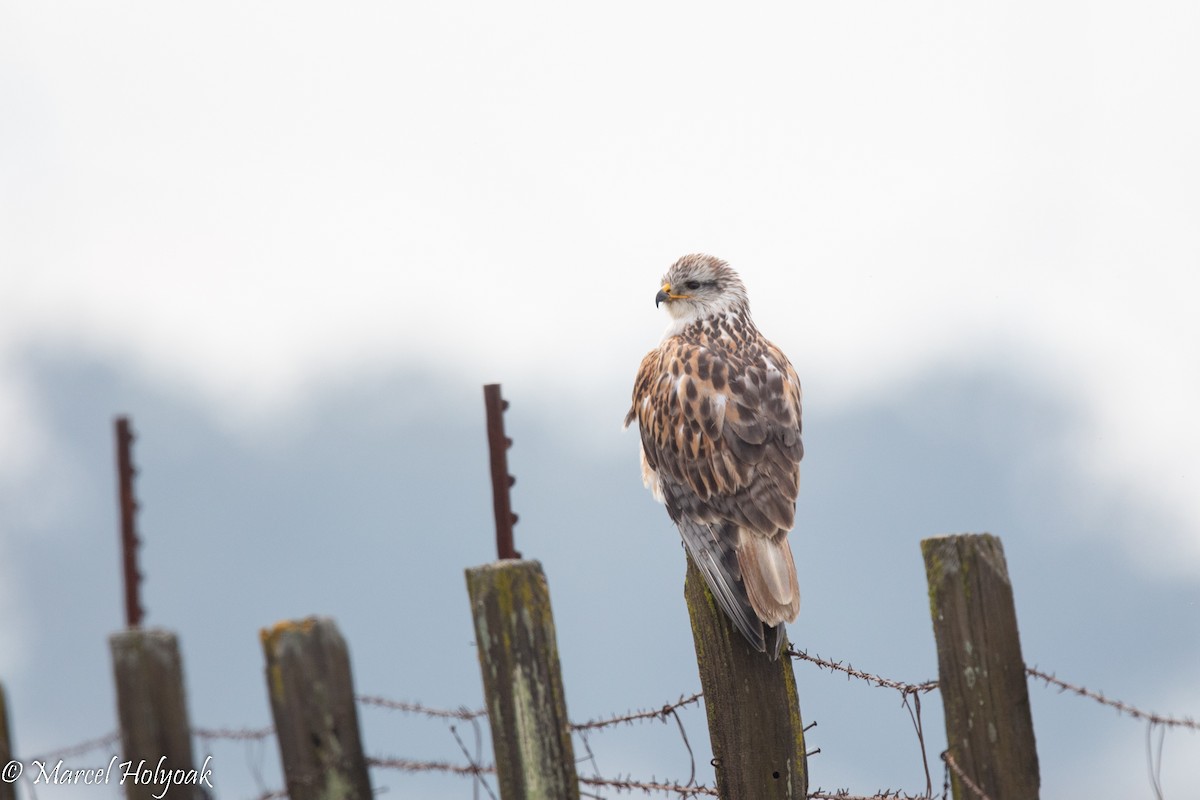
[2, 0, 1198, 571]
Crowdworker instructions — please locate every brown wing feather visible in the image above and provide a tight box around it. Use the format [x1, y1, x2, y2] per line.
[629, 333, 803, 534]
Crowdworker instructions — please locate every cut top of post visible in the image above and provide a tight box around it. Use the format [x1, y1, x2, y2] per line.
[921, 532, 1040, 799]
[483, 384, 519, 560]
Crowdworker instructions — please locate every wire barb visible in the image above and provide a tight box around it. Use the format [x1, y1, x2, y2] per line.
[27, 652, 1200, 800]
[579, 774, 718, 796]
[1025, 665, 1199, 730]
[940, 750, 993, 800]
[571, 692, 704, 732]
[193, 725, 275, 741]
[367, 755, 496, 778]
[357, 695, 487, 721]
[23, 731, 121, 764]
[808, 791, 933, 800]
[786, 647, 938, 697]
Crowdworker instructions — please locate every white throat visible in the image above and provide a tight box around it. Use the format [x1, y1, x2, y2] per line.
[662, 304, 706, 339]
[661, 302, 748, 340]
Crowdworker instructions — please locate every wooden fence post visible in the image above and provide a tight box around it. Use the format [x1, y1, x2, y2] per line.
[0, 681, 15, 800]
[465, 559, 578, 800]
[109, 628, 201, 800]
[684, 555, 808, 800]
[260, 616, 372, 800]
[922, 533, 1040, 799]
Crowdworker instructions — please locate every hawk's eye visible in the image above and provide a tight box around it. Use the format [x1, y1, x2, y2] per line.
[685, 280, 701, 290]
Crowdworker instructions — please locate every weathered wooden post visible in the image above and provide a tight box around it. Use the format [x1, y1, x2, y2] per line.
[922, 533, 1039, 799]
[109, 629, 202, 800]
[684, 556, 808, 800]
[110, 419, 206, 799]
[0, 682, 16, 800]
[468, 385, 576, 798]
[466, 560, 578, 800]
[261, 616, 372, 800]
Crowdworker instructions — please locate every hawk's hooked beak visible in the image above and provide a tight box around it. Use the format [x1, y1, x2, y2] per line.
[656, 283, 688, 307]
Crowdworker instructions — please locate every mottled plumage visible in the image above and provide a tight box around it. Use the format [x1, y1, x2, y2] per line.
[625, 254, 803, 657]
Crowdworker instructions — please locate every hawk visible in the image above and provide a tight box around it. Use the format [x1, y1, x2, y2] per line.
[625, 254, 803, 658]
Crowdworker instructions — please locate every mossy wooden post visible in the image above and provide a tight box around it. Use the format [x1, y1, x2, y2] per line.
[0, 682, 15, 800]
[261, 616, 372, 800]
[684, 556, 808, 800]
[922, 534, 1040, 799]
[465, 560, 578, 800]
[109, 629, 201, 800]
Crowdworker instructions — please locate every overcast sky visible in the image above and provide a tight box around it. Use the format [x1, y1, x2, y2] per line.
[2, 2, 1198, 798]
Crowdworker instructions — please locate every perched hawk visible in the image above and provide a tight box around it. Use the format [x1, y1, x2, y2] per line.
[625, 254, 803, 658]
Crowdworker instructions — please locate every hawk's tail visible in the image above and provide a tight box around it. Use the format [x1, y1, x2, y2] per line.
[677, 519, 789, 659]
[736, 528, 801, 631]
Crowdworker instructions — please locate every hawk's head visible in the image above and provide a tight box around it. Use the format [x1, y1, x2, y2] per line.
[656, 254, 750, 322]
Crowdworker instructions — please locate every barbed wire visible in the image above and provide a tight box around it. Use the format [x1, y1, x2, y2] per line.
[23, 731, 121, 764]
[20, 653, 1196, 799]
[940, 750, 991, 800]
[809, 790, 934, 800]
[193, 725, 274, 741]
[579, 774, 717, 796]
[572, 692, 705, 732]
[356, 694, 486, 721]
[786, 647, 939, 697]
[366, 754, 495, 777]
[1147, 720, 1167, 800]
[1025, 666, 1199, 731]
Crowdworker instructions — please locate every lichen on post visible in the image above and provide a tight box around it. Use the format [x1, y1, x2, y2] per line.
[684, 555, 808, 800]
[922, 533, 1040, 799]
[260, 616, 372, 800]
[465, 559, 578, 800]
